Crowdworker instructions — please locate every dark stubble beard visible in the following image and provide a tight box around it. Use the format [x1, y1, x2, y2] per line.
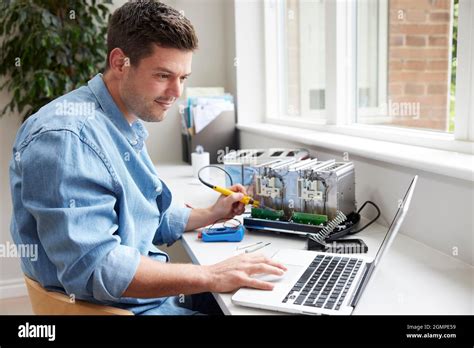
[120, 79, 167, 123]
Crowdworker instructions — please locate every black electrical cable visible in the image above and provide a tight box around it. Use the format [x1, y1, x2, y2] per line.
[348, 200, 381, 234]
[208, 218, 242, 230]
[306, 200, 381, 248]
[198, 165, 234, 189]
[197, 164, 276, 212]
[197, 166, 239, 227]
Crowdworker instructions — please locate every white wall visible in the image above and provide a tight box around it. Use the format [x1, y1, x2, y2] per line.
[146, 0, 236, 164]
[239, 131, 474, 266]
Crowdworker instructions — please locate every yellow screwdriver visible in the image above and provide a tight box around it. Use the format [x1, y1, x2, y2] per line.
[197, 166, 276, 211]
[212, 184, 270, 209]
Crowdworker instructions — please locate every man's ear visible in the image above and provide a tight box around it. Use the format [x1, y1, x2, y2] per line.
[108, 48, 131, 75]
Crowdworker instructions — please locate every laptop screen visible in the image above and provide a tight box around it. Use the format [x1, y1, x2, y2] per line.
[373, 175, 418, 267]
[351, 175, 418, 308]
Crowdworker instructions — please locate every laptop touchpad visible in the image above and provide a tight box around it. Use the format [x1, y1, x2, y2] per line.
[253, 264, 303, 284]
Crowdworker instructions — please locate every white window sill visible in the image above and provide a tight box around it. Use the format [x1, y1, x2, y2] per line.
[267, 116, 473, 154]
[237, 122, 474, 182]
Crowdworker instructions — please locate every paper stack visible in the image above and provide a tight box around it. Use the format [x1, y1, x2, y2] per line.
[180, 87, 234, 136]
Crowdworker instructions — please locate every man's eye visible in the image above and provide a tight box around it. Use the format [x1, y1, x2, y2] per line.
[180, 76, 188, 82]
[156, 74, 169, 80]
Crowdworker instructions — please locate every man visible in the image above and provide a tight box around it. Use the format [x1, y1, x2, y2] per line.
[9, 1, 286, 315]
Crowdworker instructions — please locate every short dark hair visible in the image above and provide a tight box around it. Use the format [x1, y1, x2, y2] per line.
[106, 1, 198, 69]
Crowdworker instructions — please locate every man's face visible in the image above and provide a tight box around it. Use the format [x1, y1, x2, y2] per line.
[119, 45, 192, 123]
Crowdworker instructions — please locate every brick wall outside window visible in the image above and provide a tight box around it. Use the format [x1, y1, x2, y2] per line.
[282, 0, 454, 132]
[388, 0, 453, 131]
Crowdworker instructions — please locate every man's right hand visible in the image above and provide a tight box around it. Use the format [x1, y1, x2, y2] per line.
[203, 253, 288, 293]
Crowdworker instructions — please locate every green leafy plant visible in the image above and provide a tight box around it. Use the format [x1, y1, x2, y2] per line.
[0, 0, 112, 121]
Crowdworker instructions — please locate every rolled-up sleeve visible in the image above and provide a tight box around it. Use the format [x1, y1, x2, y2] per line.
[20, 130, 140, 302]
[154, 205, 191, 246]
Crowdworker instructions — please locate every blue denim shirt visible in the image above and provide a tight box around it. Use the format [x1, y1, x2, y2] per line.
[9, 74, 192, 314]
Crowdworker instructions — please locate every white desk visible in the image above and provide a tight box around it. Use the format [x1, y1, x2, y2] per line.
[156, 163, 474, 315]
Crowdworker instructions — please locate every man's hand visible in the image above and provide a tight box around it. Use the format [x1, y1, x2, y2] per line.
[210, 184, 247, 221]
[203, 253, 288, 293]
[184, 184, 247, 231]
[123, 252, 288, 299]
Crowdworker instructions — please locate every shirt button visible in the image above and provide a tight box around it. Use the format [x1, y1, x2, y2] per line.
[130, 139, 138, 146]
[155, 185, 162, 194]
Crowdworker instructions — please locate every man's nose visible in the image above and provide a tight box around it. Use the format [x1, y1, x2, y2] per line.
[166, 78, 182, 99]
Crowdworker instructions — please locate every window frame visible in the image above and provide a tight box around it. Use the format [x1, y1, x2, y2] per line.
[263, 0, 474, 154]
[454, 0, 474, 142]
[356, 0, 389, 122]
[298, 0, 327, 118]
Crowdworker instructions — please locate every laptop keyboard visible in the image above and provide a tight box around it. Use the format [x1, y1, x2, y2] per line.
[282, 255, 363, 311]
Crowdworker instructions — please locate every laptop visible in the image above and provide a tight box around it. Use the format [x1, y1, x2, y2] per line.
[232, 176, 418, 315]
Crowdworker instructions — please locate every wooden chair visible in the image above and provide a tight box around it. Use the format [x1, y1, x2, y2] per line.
[24, 276, 133, 315]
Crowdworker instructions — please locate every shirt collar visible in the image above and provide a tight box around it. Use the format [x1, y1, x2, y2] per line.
[88, 73, 148, 150]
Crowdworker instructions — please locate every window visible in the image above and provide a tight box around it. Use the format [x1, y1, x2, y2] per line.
[357, 0, 388, 111]
[357, 0, 457, 133]
[264, 0, 474, 151]
[266, 0, 326, 121]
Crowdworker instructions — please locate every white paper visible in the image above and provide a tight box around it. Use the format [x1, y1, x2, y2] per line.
[193, 99, 234, 134]
[185, 87, 225, 98]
